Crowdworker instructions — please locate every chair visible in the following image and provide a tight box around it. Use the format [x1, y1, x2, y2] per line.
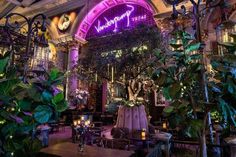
[99, 137, 131, 150]
[58, 116, 66, 132]
[146, 143, 163, 157]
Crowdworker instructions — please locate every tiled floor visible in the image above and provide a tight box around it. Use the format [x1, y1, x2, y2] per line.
[48, 126, 72, 146]
[46, 126, 199, 157]
[48, 125, 113, 146]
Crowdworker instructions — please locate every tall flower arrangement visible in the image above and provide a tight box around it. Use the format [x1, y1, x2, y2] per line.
[75, 89, 89, 105]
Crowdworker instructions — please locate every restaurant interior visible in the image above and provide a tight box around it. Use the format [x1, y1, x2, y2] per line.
[0, 0, 236, 157]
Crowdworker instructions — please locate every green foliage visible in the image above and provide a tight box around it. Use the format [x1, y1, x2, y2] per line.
[152, 30, 204, 138]
[209, 36, 236, 127]
[34, 105, 53, 124]
[79, 25, 162, 82]
[153, 28, 236, 140]
[0, 54, 9, 74]
[0, 52, 68, 156]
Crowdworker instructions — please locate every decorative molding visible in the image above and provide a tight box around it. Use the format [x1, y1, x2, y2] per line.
[4, 0, 86, 23]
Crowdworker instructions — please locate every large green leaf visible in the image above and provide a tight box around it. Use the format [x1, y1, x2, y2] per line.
[42, 91, 53, 102]
[0, 55, 9, 73]
[54, 100, 68, 112]
[185, 43, 201, 53]
[219, 98, 236, 126]
[183, 32, 194, 40]
[169, 83, 182, 99]
[27, 87, 41, 102]
[170, 43, 183, 49]
[52, 92, 64, 104]
[163, 87, 171, 100]
[155, 73, 167, 86]
[18, 125, 34, 134]
[1, 123, 17, 136]
[0, 79, 19, 95]
[49, 68, 59, 81]
[18, 100, 31, 111]
[163, 106, 174, 114]
[33, 105, 52, 124]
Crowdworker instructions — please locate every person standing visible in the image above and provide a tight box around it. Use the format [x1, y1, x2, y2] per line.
[38, 123, 51, 147]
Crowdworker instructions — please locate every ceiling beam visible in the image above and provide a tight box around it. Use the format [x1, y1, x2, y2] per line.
[0, 2, 17, 19]
[14, 0, 86, 18]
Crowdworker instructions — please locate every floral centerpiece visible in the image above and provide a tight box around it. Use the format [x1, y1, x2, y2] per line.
[75, 89, 89, 105]
[69, 89, 89, 109]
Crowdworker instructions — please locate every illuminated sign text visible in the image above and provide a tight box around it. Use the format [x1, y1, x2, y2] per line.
[95, 5, 134, 33]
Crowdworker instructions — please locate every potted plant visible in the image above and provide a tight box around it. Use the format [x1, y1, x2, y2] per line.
[0, 52, 68, 157]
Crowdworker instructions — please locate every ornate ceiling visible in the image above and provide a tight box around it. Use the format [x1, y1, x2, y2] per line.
[0, 0, 235, 36]
[0, 0, 190, 21]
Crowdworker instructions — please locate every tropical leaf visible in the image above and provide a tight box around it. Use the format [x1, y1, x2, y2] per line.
[155, 73, 167, 86]
[33, 105, 52, 124]
[49, 68, 60, 81]
[0, 55, 9, 73]
[219, 98, 236, 126]
[42, 91, 53, 102]
[185, 43, 201, 53]
[0, 79, 19, 95]
[1, 123, 17, 136]
[169, 83, 182, 99]
[18, 100, 31, 111]
[170, 43, 183, 49]
[163, 106, 174, 114]
[52, 92, 64, 104]
[163, 87, 171, 100]
[54, 100, 68, 112]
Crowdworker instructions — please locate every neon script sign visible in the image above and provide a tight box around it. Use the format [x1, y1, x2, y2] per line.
[95, 5, 135, 33]
[86, 3, 155, 38]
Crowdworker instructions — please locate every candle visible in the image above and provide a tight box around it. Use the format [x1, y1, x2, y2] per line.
[81, 116, 84, 120]
[163, 122, 167, 129]
[73, 121, 77, 126]
[141, 129, 146, 139]
[85, 120, 90, 126]
[111, 66, 114, 82]
[141, 131, 146, 138]
[95, 72, 98, 82]
[77, 120, 81, 125]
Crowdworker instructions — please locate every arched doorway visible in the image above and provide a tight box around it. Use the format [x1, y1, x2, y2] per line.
[69, 0, 161, 127]
[73, 0, 160, 131]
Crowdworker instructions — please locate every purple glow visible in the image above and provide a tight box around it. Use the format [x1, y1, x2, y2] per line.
[87, 4, 155, 38]
[132, 15, 147, 22]
[75, 0, 156, 41]
[95, 5, 134, 33]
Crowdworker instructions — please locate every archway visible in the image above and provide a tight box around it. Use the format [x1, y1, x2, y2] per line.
[75, 0, 157, 41]
[73, 0, 159, 132]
